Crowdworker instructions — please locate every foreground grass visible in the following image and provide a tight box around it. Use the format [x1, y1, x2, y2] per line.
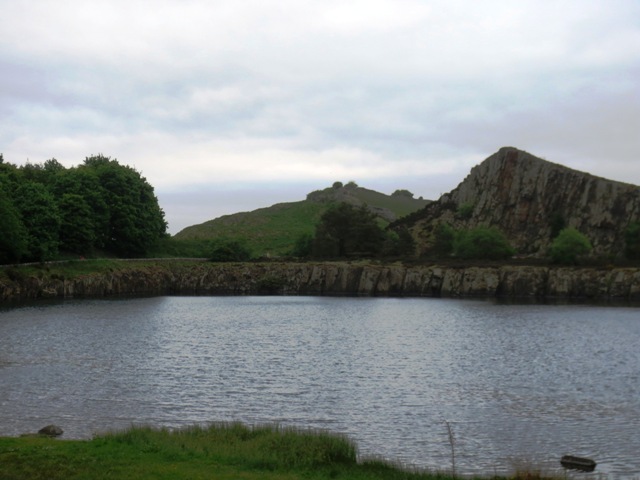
[0, 423, 561, 480]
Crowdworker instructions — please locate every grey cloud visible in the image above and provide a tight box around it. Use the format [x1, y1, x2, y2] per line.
[2, 0, 639, 234]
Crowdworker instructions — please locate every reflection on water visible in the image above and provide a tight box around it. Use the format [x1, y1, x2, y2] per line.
[1, 296, 639, 478]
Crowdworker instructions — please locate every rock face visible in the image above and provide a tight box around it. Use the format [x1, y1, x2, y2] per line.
[2, 262, 640, 302]
[396, 147, 640, 257]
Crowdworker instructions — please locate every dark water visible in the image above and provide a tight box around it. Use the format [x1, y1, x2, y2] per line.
[1, 296, 639, 478]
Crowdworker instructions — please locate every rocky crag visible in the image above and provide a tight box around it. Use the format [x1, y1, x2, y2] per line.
[394, 147, 640, 257]
[2, 262, 640, 303]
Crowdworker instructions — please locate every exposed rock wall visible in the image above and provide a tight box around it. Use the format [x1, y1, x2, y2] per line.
[2, 262, 640, 303]
[400, 147, 640, 257]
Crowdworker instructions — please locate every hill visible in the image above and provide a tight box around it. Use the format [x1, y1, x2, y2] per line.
[392, 147, 640, 259]
[173, 182, 430, 257]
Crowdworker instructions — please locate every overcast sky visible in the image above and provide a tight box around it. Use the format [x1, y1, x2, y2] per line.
[1, 0, 639, 233]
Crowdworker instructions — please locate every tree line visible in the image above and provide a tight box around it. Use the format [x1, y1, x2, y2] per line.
[0, 153, 167, 264]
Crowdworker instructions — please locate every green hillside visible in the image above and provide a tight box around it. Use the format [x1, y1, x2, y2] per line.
[172, 183, 430, 258]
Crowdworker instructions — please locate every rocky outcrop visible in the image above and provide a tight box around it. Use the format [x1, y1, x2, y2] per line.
[395, 147, 640, 257]
[2, 261, 640, 302]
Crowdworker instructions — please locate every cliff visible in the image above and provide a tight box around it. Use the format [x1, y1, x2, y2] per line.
[2, 261, 640, 303]
[395, 147, 640, 257]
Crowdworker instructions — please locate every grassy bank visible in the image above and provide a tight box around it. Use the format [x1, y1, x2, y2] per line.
[0, 423, 559, 480]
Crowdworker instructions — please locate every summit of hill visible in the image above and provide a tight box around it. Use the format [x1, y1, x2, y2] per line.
[173, 182, 430, 257]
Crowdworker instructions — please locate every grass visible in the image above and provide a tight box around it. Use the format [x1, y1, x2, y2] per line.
[171, 186, 429, 258]
[172, 200, 326, 257]
[0, 423, 564, 480]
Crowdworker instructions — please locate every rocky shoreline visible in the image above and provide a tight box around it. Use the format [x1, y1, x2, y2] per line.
[2, 261, 640, 303]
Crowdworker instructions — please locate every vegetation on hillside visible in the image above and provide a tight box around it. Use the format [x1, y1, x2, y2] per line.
[0, 423, 563, 480]
[428, 223, 515, 261]
[0, 154, 167, 263]
[306, 202, 414, 259]
[549, 228, 592, 265]
[173, 182, 429, 258]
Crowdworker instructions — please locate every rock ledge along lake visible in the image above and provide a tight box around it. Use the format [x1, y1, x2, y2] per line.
[1, 296, 639, 478]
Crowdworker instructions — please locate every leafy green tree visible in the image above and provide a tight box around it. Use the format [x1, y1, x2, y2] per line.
[453, 226, 515, 260]
[312, 203, 385, 258]
[58, 193, 96, 254]
[0, 159, 22, 194]
[83, 155, 167, 256]
[0, 187, 28, 264]
[14, 182, 61, 261]
[549, 227, 592, 264]
[51, 167, 110, 249]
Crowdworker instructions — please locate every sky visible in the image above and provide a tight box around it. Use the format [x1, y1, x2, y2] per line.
[1, 1, 639, 234]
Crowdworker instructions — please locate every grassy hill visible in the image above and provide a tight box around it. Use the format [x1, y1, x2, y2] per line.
[172, 183, 430, 257]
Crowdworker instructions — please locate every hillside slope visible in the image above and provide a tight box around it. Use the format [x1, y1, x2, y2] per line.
[394, 147, 640, 258]
[173, 183, 429, 256]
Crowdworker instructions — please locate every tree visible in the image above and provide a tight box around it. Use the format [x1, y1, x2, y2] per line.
[453, 226, 514, 260]
[14, 182, 61, 261]
[312, 203, 385, 258]
[83, 155, 167, 256]
[51, 167, 110, 249]
[0, 187, 28, 264]
[58, 193, 96, 253]
[549, 227, 592, 264]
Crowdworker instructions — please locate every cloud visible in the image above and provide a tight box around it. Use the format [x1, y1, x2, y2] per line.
[1, 0, 639, 233]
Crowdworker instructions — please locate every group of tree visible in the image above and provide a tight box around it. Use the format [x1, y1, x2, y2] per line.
[290, 202, 414, 259]
[0, 153, 167, 264]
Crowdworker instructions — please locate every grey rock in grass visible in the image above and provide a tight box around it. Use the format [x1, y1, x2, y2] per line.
[38, 425, 63, 437]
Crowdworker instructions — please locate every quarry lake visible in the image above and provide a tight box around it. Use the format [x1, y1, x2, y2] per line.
[1, 296, 639, 478]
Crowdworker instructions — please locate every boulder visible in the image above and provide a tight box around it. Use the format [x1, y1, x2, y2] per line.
[38, 425, 63, 437]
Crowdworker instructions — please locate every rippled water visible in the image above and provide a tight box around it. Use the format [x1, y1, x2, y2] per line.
[1, 296, 639, 478]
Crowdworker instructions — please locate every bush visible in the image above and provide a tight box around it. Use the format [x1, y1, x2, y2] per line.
[456, 202, 474, 220]
[453, 226, 515, 260]
[549, 227, 592, 264]
[208, 239, 252, 262]
[290, 233, 313, 258]
[432, 223, 455, 256]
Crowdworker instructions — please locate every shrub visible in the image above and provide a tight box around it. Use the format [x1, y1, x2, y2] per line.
[208, 239, 252, 262]
[432, 223, 455, 256]
[453, 226, 515, 260]
[549, 227, 592, 264]
[456, 202, 474, 220]
[290, 233, 313, 258]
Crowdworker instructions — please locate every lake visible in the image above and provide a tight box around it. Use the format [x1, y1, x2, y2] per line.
[1, 296, 639, 478]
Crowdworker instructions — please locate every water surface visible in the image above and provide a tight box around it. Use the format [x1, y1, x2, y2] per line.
[1, 296, 638, 478]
